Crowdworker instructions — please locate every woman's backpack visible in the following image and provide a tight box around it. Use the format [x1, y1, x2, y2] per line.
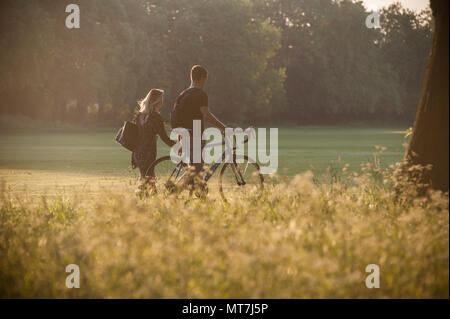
[115, 121, 139, 151]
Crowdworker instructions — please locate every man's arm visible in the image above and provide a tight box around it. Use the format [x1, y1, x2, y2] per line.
[200, 106, 226, 132]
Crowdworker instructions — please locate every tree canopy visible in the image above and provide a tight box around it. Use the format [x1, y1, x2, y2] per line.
[0, 0, 432, 125]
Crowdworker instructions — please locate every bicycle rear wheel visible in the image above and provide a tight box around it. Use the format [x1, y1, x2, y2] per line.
[218, 155, 264, 202]
[146, 156, 187, 195]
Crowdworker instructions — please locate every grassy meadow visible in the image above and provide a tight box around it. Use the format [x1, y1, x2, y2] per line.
[0, 126, 448, 298]
[0, 126, 406, 181]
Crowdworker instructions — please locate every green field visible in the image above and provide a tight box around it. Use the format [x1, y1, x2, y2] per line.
[0, 126, 408, 197]
[1, 126, 448, 298]
[0, 126, 407, 179]
[0, 125, 409, 200]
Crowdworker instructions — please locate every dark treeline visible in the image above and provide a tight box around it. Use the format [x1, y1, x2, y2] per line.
[0, 0, 432, 126]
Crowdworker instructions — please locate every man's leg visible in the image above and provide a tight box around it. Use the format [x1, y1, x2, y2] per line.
[184, 137, 205, 189]
[190, 136, 205, 177]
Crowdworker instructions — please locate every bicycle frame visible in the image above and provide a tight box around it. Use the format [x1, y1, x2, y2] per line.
[168, 143, 247, 186]
[204, 149, 246, 186]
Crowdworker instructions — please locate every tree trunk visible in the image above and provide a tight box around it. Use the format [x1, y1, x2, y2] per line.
[405, 0, 449, 192]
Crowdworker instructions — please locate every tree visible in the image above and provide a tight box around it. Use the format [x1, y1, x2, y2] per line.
[146, 0, 286, 124]
[0, 0, 435, 126]
[253, 0, 408, 124]
[405, 0, 448, 192]
[380, 3, 433, 123]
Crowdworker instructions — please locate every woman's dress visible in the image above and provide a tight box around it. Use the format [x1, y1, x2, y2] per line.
[132, 112, 175, 178]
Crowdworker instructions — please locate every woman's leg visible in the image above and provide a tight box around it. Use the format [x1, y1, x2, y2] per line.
[136, 165, 148, 192]
[142, 155, 157, 190]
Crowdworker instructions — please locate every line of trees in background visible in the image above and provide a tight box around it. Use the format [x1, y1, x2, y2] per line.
[0, 0, 433, 126]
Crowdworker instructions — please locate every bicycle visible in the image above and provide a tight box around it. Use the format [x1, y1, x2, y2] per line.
[145, 133, 264, 202]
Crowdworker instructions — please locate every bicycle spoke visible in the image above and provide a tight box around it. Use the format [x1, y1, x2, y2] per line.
[147, 157, 187, 195]
[219, 156, 263, 202]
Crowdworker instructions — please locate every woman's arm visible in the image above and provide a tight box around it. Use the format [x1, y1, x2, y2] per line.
[156, 116, 176, 147]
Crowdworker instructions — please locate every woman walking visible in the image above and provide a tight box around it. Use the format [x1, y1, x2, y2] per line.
[132, 89, 175, 195]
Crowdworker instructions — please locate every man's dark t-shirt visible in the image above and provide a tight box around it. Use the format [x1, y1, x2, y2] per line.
[173, 87, 208, 134]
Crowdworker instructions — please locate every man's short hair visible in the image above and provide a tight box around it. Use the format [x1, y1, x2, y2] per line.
[191, 65, 208, 82]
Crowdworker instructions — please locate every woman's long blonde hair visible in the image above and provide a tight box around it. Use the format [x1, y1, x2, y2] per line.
[138, 88, 164, 113]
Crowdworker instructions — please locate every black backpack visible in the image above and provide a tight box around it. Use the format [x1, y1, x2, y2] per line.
[115, 121, 138, 151]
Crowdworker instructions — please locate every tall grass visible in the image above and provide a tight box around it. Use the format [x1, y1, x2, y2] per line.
[0, 157, 448, 298]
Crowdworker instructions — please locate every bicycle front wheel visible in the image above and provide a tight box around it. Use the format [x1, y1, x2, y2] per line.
[218, 155, 264, 202]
